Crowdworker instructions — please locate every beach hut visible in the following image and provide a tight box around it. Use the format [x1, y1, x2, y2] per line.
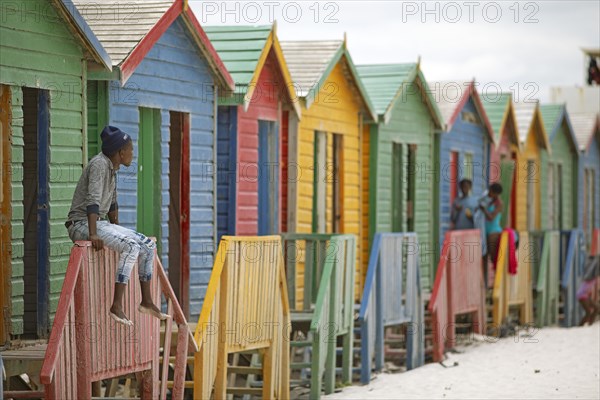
[539, 104, 579, 230]
[356, 63, 444, 290]
[512, 100, 550, 232]
[73, 0, 234, 319]
[280, 38, 377, 297]
[0, 0, 111, 342]
[571, 112, 600, 248]
[430, 80, 494, 245]
[203, 24, 300, 238]
[481, 93, 521, 229]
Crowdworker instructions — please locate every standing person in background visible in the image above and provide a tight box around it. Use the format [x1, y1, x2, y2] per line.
[479, 183, 504, 287]
[450, 179, 478, 230]
[578, 256, 600, 326]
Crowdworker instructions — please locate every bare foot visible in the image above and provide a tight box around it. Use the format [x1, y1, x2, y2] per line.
[138, 302, 168, 320]
[110, 305, 128, 320]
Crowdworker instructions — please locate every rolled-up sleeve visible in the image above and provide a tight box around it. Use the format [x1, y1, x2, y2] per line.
[86, 161, 105, 215]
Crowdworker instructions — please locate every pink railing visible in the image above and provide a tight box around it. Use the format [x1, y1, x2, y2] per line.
[428, 230, 486, 362]
[40, 241, 195, 399]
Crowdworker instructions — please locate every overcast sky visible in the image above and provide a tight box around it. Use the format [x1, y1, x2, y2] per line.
[191, 0, 600, 102]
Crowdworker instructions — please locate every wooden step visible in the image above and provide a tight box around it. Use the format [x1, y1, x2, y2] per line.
[290, 341, 312, 348]
[2, 391, 46, 399]
[166, 380, 194, 389]
[1, 344, 47, 379]
[159, 355, 194, 364]
[290, 362, 312, 369]
[227, 387, 263, 395]
[228, 366, 263, 375]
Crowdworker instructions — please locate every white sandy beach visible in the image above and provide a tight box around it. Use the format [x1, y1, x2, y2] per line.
[326, 323, 600, 400]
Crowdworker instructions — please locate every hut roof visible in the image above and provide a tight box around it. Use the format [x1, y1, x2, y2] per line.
[355, 63, 443, 127]
[204, 24, 300, 116]
[280, 39, 377, 120]
[512, 100, 550, 153]
[570, 112, 600, 152]
[539, 104, 579, 155]
[54, 0, 112, 69]
[73, 0, 234, 88]
[428, 79, 494, 142]
[481, 92, 519, 147]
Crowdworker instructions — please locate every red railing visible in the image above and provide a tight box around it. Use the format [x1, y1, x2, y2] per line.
[428, 230, 486, 362]
[40, 241, 195, 399]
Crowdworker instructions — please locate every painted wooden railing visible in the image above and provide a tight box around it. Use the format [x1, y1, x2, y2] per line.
[492, 230, 533, 327]
[282, 233, 356, 399]
[560, 230, 587, 327]
[40, 241, 195, 399]
[357, 232, 424, 384]
[529, 231, 560, 327]
[428, 230, 485, 362]
[193, 236, 290, 400]
[592, 228, 600, 256]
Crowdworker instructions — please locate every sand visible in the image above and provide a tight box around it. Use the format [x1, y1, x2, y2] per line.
[326, 323, 600, 400]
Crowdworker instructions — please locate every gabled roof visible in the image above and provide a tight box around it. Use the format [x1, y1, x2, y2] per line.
[539, 104, 579, 155]
[570, 112, 600, 152]
[512, 100, 550, 153]
[281, 39, 377, 121]
[73, 0, 234, 89]
[355, 63, 443, 128]
[481, 92, 520, 148]
[203, 23, 300, 117]
[427, 79, 494, 142]
[53, 0, 112, 69]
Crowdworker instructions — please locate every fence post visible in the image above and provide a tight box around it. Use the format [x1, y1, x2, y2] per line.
[75, 251, 91, 399]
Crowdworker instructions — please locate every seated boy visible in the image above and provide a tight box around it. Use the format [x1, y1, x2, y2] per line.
[65, 126, 167, 326]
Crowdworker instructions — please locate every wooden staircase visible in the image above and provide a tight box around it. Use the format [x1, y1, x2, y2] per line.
[2, 242, 195, 400]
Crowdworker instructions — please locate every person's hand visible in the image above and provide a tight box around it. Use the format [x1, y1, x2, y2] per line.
[454, 204, 463, 211]
[90, 234, 104, 251]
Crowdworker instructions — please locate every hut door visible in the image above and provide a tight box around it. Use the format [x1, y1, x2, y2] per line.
[0, 85, 11, 343]
[510, 152, 518, 228]
[449, 151, 459, 208]
[406, 144, 417, 231]
[258, 120, 279, 235]
[548, 163, 556, 229]
[22, 87, 50, 338]
[168, 111, 190, 317]
[313, 131, 327, 233]
[391, 143, 403, 232]
[556, 164, 563, 230]
[526, 160, 536, 231]
[137, 108, 162, 248]
[331, 134, 343, 233]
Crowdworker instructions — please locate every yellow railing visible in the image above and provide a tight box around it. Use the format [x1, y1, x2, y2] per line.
[193, 236, 290, 400]
[492, 231, 533, 327]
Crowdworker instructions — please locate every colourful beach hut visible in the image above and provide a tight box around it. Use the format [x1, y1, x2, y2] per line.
[280, 38, 377, 295]
[203, 24, 300, 238]
[481, 92, 521, 229]
[539, 104, 579, 230]
[0, 0, 111, 342]
[512, 100, 550, 232]
[74, 0, 234, 318]
[571, 112, 600, 248]
[430, 80, 494, 245]
[356, 63, 444, 290]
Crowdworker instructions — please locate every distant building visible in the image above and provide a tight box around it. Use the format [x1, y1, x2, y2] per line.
[550, 48, 600, 114]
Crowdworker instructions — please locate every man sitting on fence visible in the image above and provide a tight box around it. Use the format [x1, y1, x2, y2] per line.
[65, 126, 167, 326]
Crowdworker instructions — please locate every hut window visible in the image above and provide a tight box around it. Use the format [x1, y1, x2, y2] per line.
[331, 134, 343, 233]
[313, 131, 327, 233]
[449, 151, 459, 208]
[461, 111, 481, 125]
[463, 153, 474, 180]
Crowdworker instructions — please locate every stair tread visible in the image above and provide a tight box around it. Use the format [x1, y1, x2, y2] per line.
[291, 311, 314, 322]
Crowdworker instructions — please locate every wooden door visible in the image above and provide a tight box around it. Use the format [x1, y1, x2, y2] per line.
[0, 85, 11, 344]
[527, 160, 536, 231]
[258, 120, 279, 235]
[331, 134, 343, 233]
[556, 164, 563, 230]
[406, 144, 417, 232]
[392, 143, 403, 232]
[138, 108, 162, 249]
[22, 87, 50, 338]
[313, 131, 327, 233]
[168, 111, 190, 317]
[449, 151, 459, 210]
